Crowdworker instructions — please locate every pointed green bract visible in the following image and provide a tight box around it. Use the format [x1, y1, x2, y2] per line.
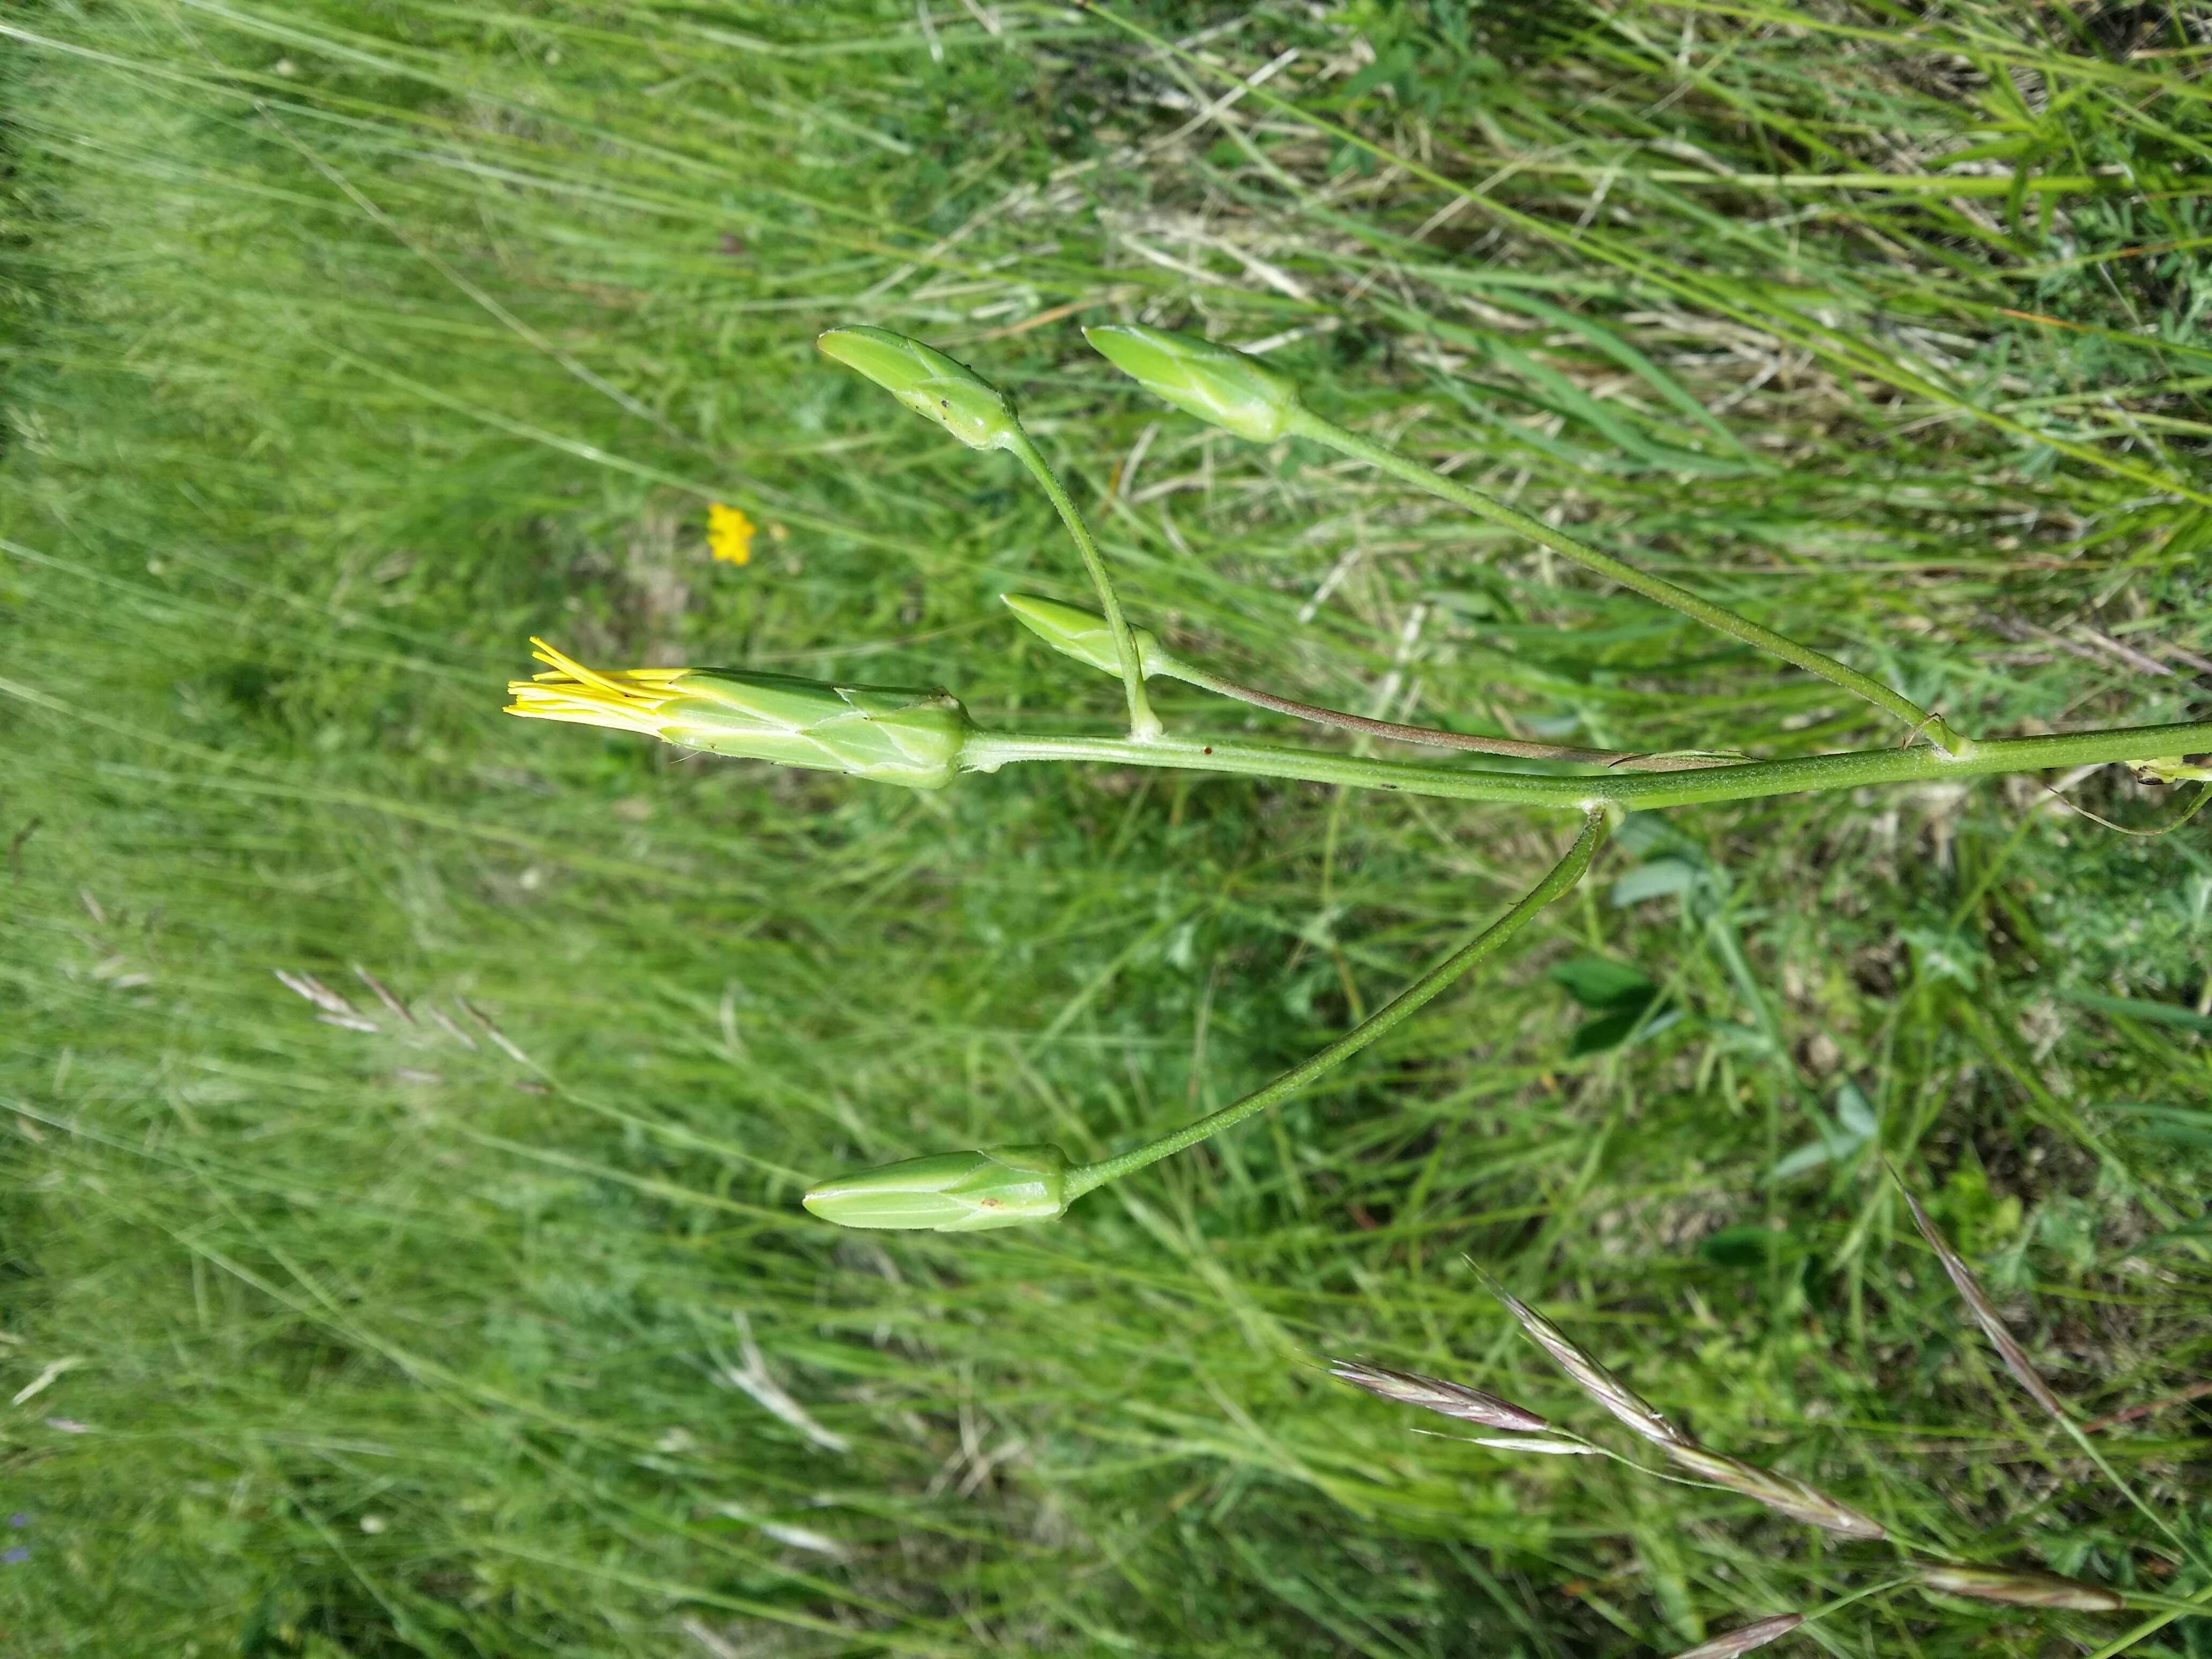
[1083, 323, 1304, 442]
[673, 675, 973, 788]
[1003, 593, 1171, 679]
[817, 325, 1021, 451]
[803, 1145, 1071, 1231]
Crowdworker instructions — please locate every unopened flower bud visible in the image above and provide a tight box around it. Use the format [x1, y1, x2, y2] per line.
[803, 1145, 1071, 1232]
[1002, 593, 1171, 679]
[1083, 323, 1304, 443]
[507, 640, 969, 790]
[817, 326, 1022, 452]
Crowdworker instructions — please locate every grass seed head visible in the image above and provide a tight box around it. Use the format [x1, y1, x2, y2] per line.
[1919, 1565, 2124, 1612]
[1662, 1444, 1887, 1541]
[1665, 1613, 1803, 1658]
[1475, 1268, 1683, 1447]
[803, 1145, 1071, 1232]
[1891, 1167, 2068, 1422]
[1466, 1434, 1598, 1455]
[1083, 323, 1305, 443]
[507, 641, 972, 790]
[817, 325, 1022, 452]
[1327, 1359, 1551, 1432]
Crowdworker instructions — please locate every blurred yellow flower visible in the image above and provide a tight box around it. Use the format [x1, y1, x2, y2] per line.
[707, 501, 755, 565]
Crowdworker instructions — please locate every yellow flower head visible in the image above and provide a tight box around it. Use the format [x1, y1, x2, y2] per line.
[505, 639, 690, 737]
[504, 639, 973, 789]
[707, 502, 755, 565]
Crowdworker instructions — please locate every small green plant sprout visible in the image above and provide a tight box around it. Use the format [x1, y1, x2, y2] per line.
[801, 1145, 1070, 1232]
[507, 323, 2212, 1237]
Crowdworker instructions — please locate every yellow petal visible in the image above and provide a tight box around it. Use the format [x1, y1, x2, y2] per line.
[707, 501, 755, 565]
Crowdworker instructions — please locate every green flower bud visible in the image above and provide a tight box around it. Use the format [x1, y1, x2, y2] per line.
[1002, 593, 1171, 679]
[803, 1144, 1071, 1231]
[1083, 323, 1304, 443]
[508, 640, 970, 790]
[817, 325, 1022, 452]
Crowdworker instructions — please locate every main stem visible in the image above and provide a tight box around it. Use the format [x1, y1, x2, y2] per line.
[1164, 659, 1732, 771]
[1292, 409, 1973, 758]
[1065, 810, 1606, 1199]
[1007, 437, 1163, 741]
[963, 718, 2212, 813]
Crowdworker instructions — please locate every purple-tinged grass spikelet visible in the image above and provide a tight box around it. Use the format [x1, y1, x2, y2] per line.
[1471, 1266, 1683, 1446]
[1890, 1164, 2068, 1422]
[1919, 1565, 2124, 1612]
[1328, 1360, 1551, 1432]
[1662, 1445, 1887, 1541]
[1665, 1613, 1803, 1658]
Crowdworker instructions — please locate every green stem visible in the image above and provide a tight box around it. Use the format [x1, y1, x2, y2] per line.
[963, 718, 2212, 814]
[1291, 408, 1973, 757]
[1065, 811, 1605, 1200]
[1006, 436, 1162, 741]
[1163, 659, 1732, 771]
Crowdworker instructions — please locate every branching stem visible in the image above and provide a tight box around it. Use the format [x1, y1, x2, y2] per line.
[1007, 436, 1162, 741]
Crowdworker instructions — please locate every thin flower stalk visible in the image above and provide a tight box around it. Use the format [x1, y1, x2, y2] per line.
[1085, 320, 1971, 754]
[1004, 593, 1734, 771]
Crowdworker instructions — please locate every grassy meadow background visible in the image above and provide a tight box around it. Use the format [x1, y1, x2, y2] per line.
[4, 1, 2211, 1653]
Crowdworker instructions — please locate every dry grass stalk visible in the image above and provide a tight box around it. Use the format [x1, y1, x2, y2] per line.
[1890, 1169, 2068, 1422]
[1919, 1565, 2124, 1611]
[1328, 1359, 1551, 1431]
[1665, 1613, 1803, 1658]
[1473, 1269, 1683, 1447]
[1663, 1444, 1887, 1541]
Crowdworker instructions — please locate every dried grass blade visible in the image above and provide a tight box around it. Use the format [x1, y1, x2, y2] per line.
[1892, 1169, 2068, 1422]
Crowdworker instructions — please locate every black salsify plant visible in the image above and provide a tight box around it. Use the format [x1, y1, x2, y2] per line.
[504, 321, 2212, 1233]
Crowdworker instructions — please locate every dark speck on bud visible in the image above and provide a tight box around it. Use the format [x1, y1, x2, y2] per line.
[804, 1145, 1071, 1232]
[817, 326, 1023, 452]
